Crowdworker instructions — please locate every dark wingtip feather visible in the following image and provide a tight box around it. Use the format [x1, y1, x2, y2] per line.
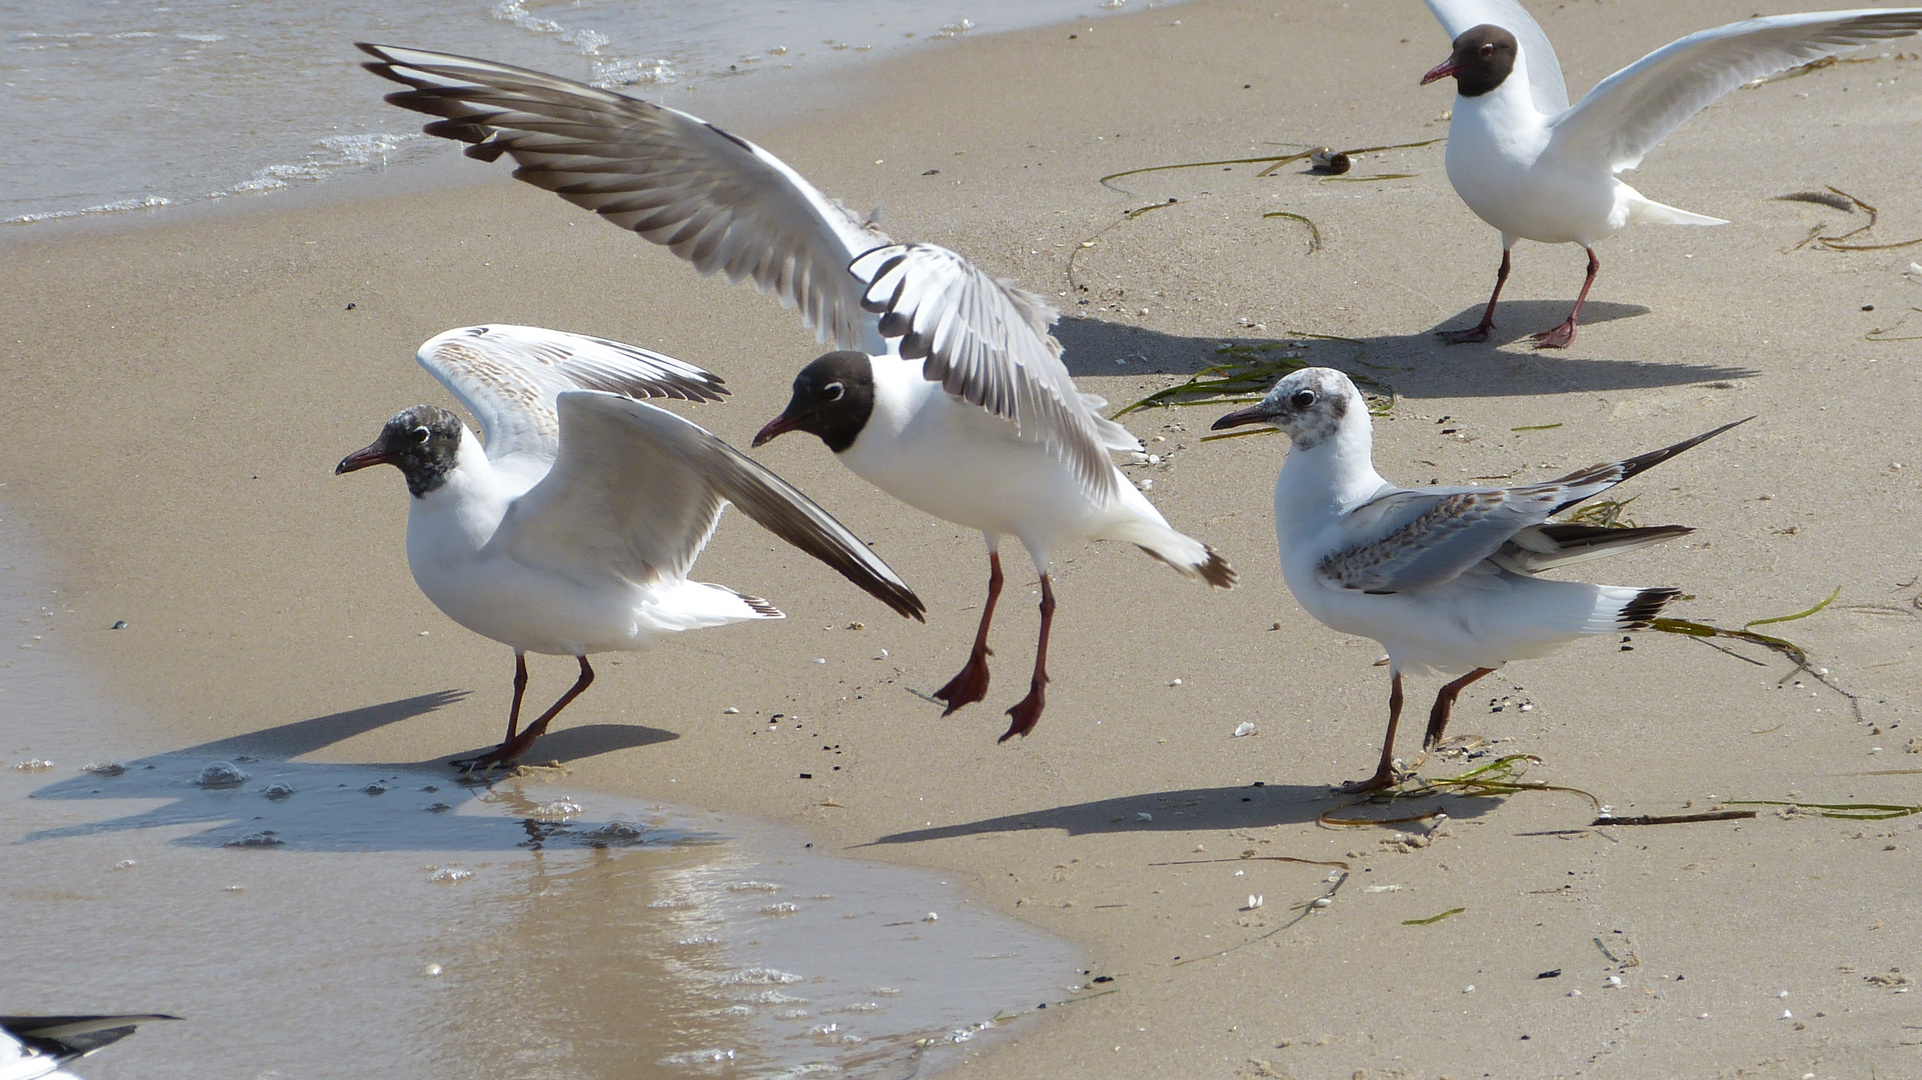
[1618, 587, 1681, 630]
[1614, 416, 1753, 486]
[1199, 548, 1237, 589]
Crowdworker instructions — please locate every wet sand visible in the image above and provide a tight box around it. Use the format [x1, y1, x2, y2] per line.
[4, 0, 1921, 1076]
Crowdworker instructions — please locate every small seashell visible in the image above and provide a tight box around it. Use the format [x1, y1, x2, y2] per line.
[1245, 894, 1264, 910]
[1134, 812, 1153, 822]
[1311, 896, 1331, 908]
[1309, 147, 1352, 174]
[1232, 721, 1257, 737]
[922, 911, 938, 923]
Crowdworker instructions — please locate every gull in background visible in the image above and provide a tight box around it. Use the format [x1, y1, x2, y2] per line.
[338, 324, 924, 769]
[1213, 368, 1745, 791]
[2, 1015, 176, 1080]
[1419, 0, 1922, 347]
[359, 44, 1234, 742]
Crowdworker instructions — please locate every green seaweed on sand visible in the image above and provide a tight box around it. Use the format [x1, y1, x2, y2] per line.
[1319, 755, 1602, 827]
[1403, 907, 1466, 926]
[1113, 343, 1394, 437]
[1095, 137, 1442, 194]
[1650, 587, 1863, 719]
[1262, 210, 1322, 253]
[1511, 422, 1564, 432]
[1565, 495, 1640, 528]
[1726, 798, 1922, 820]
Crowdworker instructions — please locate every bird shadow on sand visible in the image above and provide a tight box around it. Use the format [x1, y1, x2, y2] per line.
[19, 691, 696, 853]
[862, 781, 1497, 846]
[1052, 305, 1759, 400]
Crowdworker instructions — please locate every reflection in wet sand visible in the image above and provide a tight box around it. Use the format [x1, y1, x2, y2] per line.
[1, 516, 1077, 1080]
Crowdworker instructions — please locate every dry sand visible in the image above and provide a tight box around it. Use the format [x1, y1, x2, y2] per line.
[4, 0, 1921, 1076]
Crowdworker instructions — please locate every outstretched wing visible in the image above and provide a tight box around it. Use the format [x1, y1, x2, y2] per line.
[360, 43, 889, 352]
[1546, 8, 1922, 172]
[416, 324, 726, 469]
[852, 243, 1132, 502]
[1423, 0, 1569, 115]
[1318, 418, 1747, 592]
[500, 392, 925, 620]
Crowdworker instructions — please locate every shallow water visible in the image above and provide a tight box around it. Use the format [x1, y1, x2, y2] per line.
[3, 0, 1167, 227]
[0, 514, 1078, 1078]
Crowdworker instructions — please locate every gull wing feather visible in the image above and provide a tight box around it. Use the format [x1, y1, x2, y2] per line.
[1546, 8, 1922, 172]
[499, 392, 925, 620]
[416, 324, 726, 468]
[359, 43, 890, 351]
[1320, 417, 1748, 592]
[851, 243, 1126, 500]
[1423, 0, 1569, 114]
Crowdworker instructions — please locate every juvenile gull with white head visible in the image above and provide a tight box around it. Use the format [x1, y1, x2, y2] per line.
[1214, 368, 1745, 791]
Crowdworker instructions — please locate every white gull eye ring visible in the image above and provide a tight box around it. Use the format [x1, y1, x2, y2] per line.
[413, 426, 433, 444]
[823, 381, 846, 402]
[1290, 390, 1317, 409]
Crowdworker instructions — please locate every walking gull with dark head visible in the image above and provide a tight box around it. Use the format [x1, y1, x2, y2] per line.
[1213, 367, 1746, 791]
[337, 324, 924, 770]
[359, 44, 1235, 742]
[1418, 0, 1922, 347]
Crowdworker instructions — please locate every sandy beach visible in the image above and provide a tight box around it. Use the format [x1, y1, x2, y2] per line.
[5, 0, 1921, 1076]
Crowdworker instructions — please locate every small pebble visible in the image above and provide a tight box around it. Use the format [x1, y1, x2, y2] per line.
[1311, 896, 1331, 909]
[724, 706, 740, 714]
[1463, 985, 1475, 993]
[922, 912, 938, 923]
[110, 620, 129, 630]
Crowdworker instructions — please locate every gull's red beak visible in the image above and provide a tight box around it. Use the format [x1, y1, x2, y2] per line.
[1420, 58, 1461, 86]
[751, 413, 801, 448]
[335, 443, 396, 474]
[1211, 405, 1272, 431]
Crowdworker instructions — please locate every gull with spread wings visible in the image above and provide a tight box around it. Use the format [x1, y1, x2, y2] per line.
[1213, 367, 1744, 791]
[359, 45, 1234, 742]
[1418, 0, 1922, 347]
[337, 324, 924, 769]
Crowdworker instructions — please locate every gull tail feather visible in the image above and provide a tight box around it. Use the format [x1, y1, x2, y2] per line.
[1624, 190, 1727, 228]
[1577, 585, 1681, 633]
[1116, 521, 1236, 588]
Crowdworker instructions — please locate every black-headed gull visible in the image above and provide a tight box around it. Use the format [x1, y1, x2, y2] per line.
[1, 1015, 176, 1080]
[1213, 368, 1745, 791]
[1419, 1, 1922, 347]
[337, 325, 925, 769]
[359, 45, 1235, 742]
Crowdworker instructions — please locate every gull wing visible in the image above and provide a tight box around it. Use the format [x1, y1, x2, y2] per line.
[360, 43, 889, 352]
[498, 392, 925, 620]
[851, 243, 1128, 501]
[1318, 418, 1748, 592]
[416, 324, 726, 469]
[1423, 0, 1569, 115]
[0, 1015, 177, 1080]
[1546, 8, 1922, 172]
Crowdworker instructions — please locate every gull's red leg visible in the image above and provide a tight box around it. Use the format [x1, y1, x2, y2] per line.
[1532, 246, 1599, 349]
[934, 549, 1003, 715]
[1338, 672, 1405, 793]
[998, 573, 1056, 742]
[1438, 249, 1511, 344]
[1424, 667, 1496, 748]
